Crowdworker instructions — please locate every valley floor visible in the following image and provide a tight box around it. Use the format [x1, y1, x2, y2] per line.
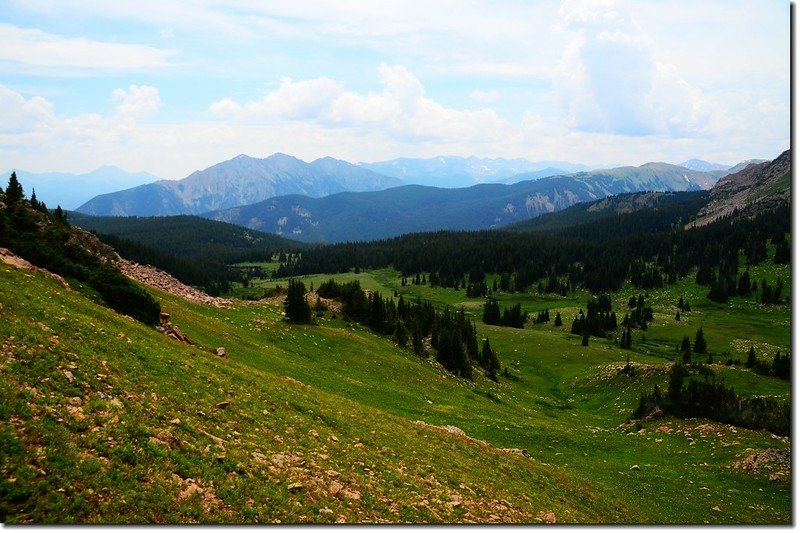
[0, 262, 791, 524]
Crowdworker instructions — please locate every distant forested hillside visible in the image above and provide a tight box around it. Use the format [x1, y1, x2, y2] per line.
[68, 212, 306, 264]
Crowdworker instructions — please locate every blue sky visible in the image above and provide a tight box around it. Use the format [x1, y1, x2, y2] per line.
[0, 0, 790, 179]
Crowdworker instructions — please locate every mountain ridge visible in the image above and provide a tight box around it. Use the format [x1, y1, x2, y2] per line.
[204, 161, 721, 243]
[76, 154, 403, 217]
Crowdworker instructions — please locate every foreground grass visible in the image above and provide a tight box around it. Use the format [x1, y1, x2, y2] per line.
[0, 262, 791, 523]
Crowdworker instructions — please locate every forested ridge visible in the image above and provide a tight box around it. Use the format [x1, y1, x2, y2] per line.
[277, 201, 790, 297]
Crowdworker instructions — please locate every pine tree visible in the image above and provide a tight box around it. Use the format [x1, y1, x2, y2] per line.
[581, 331, 589, 346]
[5, 172, 23, 203]
[693, 326, 707, 354]
[283, 279, 311, 324]
[746, 346, 757, 368]
[553, 311, 562, 327]
[675, 309, 681, 321]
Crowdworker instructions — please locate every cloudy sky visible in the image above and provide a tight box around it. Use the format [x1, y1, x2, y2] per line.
[0, 0, 790, 179]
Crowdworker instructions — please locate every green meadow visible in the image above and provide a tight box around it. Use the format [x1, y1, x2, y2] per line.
[0, 253, 790, 523]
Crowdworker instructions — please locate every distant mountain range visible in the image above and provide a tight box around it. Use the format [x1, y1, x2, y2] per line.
[76, 154, 403, 216]
[4, 166, 160, 210]
[204, 161, 721, 243]
[677, 159, 731, 172]
[359, 156, 590, 188]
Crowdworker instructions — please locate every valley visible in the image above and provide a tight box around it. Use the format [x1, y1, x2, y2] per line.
[0, 150, 791, 524]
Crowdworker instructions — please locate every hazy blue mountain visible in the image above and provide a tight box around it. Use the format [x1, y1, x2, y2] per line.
[677, 159, 731, 172]
[359, 156, 589, 188]
[492, 167, 571, 184]
[205, 161, 719, 243]
[4, 166, 160, 210]
[724, 158, 770, 175]
[76, 153, 404, 216]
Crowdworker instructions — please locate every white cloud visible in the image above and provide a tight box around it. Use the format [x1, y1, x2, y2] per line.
[469, 89, 501, 104]
[555, 0, 701, 137]
[112, 85, 162, 118]
[210, 64, 509, 144]
[0, 23, 178, 72]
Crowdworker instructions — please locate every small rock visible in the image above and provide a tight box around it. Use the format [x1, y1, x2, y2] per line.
[216, 401, 231, 410]
[342, 489, 361, 500]
[630, 465, 640, 470]
[712, 506, 721, 512]
[288, 482, 304, 492]
[216, 347, 227, 358]
[63, 370, 75, 383]
[329, 435, 339, 443]
[328, 481, 343, 495]
[320, 507, 333, 515]
[540, 512, 557, 523]
[170, 418, 181, 425]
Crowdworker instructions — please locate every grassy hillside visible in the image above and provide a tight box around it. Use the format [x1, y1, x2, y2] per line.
[1, 256, 789, 523]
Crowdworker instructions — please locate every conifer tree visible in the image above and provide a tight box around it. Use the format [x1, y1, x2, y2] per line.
[581, 331, 589, 346]
[553, 311, 562, 327]
[283, 279, 311, 324]
[693, 326, 707, 354]
[5, 172, 23, 203]
[746, 346, 757, 368]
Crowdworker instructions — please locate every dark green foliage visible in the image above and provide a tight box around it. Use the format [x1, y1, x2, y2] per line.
[283, 279, 311, 324]
[481, 339, 500, 381]
[746, 346, 757, 368]
[500, 303, 527, 328]
[680, 336, 692, 362]
[68, 212, 305, 265]
[773, 236, 790, 264]
[315, 278, 490, 379]
[736, 270, 752, 296]
[94, 232, 232, 293]
[0, 173, 161, 326]
[280, 201, 789, 301]
[5, 172, 24, 204]
[572, 295, 618, 339]
[553, 312, 562, 327]
[693, 327, 707, 354]
[581, 332, 589, 346]
[636, 362, 789, 435]
[534, 308, 550, 324]
[620, 326, 632, 349]
[674, 309, 680, 321]
[88, 264, 161, 325]
[760, 278, 784, 304]
[482, 299, 501, 325]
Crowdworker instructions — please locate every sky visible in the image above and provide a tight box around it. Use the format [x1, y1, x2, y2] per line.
[0, 0, 791, 180]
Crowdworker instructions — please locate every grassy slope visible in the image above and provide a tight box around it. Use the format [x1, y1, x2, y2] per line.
[0, 259, 790, 523]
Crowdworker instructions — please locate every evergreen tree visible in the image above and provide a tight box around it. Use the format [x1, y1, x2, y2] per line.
[581, 331, 589, 346]
[693, 327, 707, 354]
[482, 339, 500, 381]
[283, 279, 311, 324]
[5, 172, 23, 203]
[746, 346, 757, 368]
[675, 309, 681, 321]
[554, 311, 562, 327]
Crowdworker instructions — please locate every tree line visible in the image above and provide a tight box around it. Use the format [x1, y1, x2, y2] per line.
[0, 173, 160, 325]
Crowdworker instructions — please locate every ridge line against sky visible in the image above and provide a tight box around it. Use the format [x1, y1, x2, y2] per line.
[0, 0, 790, 180]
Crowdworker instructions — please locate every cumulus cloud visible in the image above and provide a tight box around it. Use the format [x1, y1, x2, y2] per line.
[112, 85, 162, 118]
[555, 0, 699, 137]
[210, 63, 509, 144]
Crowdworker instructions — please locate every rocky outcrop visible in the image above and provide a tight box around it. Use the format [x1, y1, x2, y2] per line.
[688, 150, 790, 228]
[117, 259, 233, 308]
[156, 312, 192, 344]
